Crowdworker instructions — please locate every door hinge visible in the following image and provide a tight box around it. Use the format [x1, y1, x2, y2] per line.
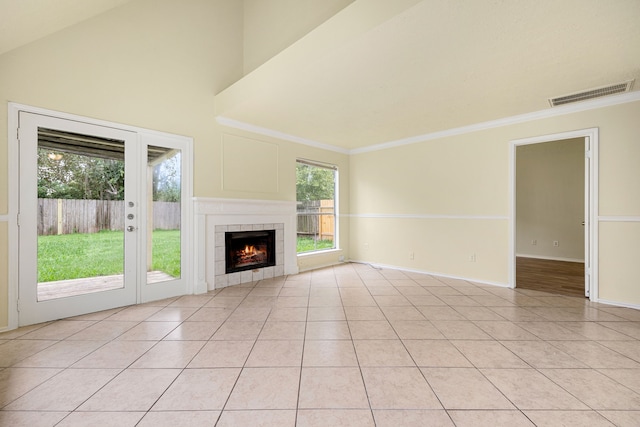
[585, 150, 592, 158]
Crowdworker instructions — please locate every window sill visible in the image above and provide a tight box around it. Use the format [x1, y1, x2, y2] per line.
[297, 248, 342, 258]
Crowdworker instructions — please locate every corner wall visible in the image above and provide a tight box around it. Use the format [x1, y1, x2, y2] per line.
[349, 100, 640, 306]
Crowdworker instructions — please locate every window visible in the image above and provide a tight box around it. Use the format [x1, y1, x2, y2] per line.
[296, 159, 337, 253]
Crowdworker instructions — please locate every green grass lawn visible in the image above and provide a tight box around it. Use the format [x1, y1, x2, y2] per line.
[297, 236, 334, 253]
[38, 229, 181, 282]
[39, 231, 330, 282]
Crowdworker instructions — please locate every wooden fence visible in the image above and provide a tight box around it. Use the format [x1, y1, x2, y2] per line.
[38, 198, 180, 235]
[297, 200, 334, 241]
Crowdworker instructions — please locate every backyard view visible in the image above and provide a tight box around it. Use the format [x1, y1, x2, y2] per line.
[296, 161, 337, 253]
[37, 137, 182, 295]
[38, 230, 181, 282]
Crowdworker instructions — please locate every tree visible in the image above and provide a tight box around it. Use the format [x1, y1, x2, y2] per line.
[152, 152, 181, 202]
[37, 149, 125, 200]
[296, 163, 335, 202]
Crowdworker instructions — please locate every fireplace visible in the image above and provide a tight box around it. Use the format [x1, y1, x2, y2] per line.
[225, 229, 276, 274]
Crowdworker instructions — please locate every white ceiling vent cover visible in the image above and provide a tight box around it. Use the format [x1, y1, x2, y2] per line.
[549, 80, 635, 107]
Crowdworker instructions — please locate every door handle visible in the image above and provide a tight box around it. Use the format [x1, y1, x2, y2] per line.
[126, 226, 136, 232]
[581, 221, 585, 226]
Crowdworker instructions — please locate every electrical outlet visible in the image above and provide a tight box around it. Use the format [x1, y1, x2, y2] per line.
[553, 240, 559, 247]
[364, 243, 369, 249]
[469, 253, 476, 262]
[409, 252, 414, 260]
[531, 239, 537, 245]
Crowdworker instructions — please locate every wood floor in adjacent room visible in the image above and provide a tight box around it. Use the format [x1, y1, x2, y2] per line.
[516, 256, 585, 298]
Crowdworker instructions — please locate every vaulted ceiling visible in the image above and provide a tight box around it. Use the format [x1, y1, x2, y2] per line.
[0, 0, 134, 55]
[2, 0, 639, 153]
[216, 0, 640, 152]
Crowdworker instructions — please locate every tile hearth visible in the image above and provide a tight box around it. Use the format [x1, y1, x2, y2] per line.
[214, 223, 284, 288]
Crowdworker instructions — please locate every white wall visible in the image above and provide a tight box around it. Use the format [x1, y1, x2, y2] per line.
[516, 138, 585, 261]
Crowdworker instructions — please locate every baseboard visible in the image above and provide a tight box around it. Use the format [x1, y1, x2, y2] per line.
[595, 298, 640, 311]
[516, 254, 585, 263]
[348, 259, 510, 288]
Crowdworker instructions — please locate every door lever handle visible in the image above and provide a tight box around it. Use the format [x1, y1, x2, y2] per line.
[126, 226, 136, 232]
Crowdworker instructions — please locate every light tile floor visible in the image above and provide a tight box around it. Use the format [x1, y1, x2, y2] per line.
[2, 263, 640, 426]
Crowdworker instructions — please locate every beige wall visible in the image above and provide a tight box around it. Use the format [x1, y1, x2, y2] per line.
[243, 0, 354, 74]
[516, 138, 585, 261]
[0, 0, 350, 328]
[350, 101, 640, 306]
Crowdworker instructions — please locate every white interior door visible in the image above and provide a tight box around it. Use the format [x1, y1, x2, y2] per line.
[18, 112, 140, 325]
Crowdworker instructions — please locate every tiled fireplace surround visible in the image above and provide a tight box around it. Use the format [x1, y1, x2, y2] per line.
[195, 198, 299, 292]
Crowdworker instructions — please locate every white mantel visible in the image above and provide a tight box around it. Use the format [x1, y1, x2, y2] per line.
[193, 198, 299, 292]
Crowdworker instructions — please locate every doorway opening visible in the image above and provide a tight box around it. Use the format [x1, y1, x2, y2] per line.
[510, 129, 598, 300]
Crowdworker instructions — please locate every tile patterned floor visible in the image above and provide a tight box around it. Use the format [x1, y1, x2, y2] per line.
[1, 263, 640, 426]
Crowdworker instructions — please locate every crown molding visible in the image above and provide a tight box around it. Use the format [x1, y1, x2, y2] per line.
[216, 91, 640, 156]
[351, 91, 640, 154]
[216, 116, 349, 154]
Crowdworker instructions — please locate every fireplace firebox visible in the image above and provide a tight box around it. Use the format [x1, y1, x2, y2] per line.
[225, 230, 276, 274]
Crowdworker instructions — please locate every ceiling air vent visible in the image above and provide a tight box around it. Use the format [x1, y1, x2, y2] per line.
[549, 80, 635, 107]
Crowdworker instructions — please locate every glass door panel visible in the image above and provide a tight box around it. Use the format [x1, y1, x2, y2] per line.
[36, 128, 126, 301]
[147, 145, 182, 284]
[18, 112, 137, 326]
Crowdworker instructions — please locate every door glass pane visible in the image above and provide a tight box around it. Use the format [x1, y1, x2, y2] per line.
[37, 128, 125, 301]
[147, 145, 181, 283]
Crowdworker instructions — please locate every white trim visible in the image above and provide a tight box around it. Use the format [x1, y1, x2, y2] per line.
[509, 128, 599, 302]
[599, 216, 640, 222]
[216, 116, 350, 154]
[353, 92, 639, 154]
[348, 213, 508, 220]
[350, 260, 510, 288]
[597, 299, 640, 311]
[9, 102, 194, 140]
[219, 92, 640, 155]
[8, 102, 195, 328]
[7, 104, 19, 330]
[297, 248, 343, 258]
[515, 254, 585, 263]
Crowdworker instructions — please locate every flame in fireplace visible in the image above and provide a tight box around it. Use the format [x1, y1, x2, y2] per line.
[243, 245, 255, 256]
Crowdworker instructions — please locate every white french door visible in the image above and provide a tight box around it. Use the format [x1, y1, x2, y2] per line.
[17, 111, 190, 326]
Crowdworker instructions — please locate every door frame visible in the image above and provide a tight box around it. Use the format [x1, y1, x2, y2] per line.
[7, 103, 194, 329]
[508, 127, 599, 301]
